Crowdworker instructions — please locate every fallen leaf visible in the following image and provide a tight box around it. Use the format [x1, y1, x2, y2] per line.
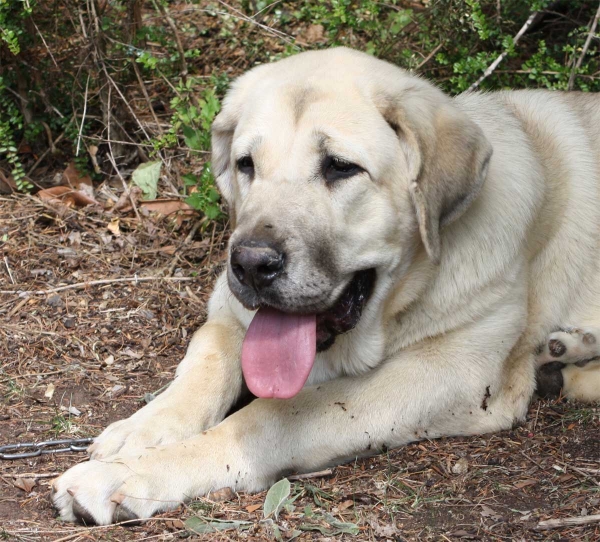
[185, 517, 252, 534]
[14, 478, 36, 492]
[88, 145, 101, 174]
[107, 217, 121, 236]
[514, 479, 537, 489]
[208, 487, 235, 502]
[165, 519, 185, 530]
[140, 199, 194, 216]
[44, 383, 55, 399]
[369, 516, 398, 537]
[38, 186, 98, 208]
[480, 504, 503, 521]
[132, 160, 161, 200]
[246, 503, 262, 513]
[264, 478, 291, 519]
[63, 162, 93, 190]
[339, 499, 354, 511]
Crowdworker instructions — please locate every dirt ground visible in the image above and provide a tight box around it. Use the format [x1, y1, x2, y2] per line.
[1, 195, 599, 541]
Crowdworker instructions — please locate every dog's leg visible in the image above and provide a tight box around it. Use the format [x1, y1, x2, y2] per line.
[53, 313, 533, 524]
[536, 326, 600, 401]
[88, 314, 246, 459]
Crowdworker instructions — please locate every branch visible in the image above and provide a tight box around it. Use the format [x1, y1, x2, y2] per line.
[0, 276, 196, 296]
[535, 513, 600, 531]
[468, 10, 540, 92]
[568, 1, 600, 90]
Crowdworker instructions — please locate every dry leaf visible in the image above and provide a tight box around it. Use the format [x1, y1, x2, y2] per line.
[480, 504, 503, 521]
[44, 383, 55, 399]
[140, 199, 194, 216]
[88, 145, 101, 174]
[300, 24, 326, 44]
[246, 503, 262, 513]
[208, 486, 235, 502]
[165, 519, 185, 530]
[63, 162, 93, 190]
[514, 479, 537, 489]
[107, 218, 121, 236]
[14, 477, 36, 493]
[38, 186, 98, 208]
[338, 500, 354, 511]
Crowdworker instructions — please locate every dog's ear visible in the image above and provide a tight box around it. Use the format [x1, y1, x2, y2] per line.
[211, 109, 236, 208]
[383, 92, 492, 264]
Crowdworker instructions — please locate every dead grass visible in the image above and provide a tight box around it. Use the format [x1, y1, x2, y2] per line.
[0, 195, 598, 541]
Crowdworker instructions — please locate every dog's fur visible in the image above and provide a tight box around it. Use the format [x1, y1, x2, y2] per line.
[52, 48, 600, 525]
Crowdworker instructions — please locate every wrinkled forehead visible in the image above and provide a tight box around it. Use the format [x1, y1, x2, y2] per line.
[231, 79, 395, 176]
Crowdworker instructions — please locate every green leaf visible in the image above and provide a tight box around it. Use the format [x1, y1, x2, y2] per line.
[323, 513, 360, 535]
[184, 516, 252, 534]
[131, 161, 161, 200]
[263, 478, 291, 519]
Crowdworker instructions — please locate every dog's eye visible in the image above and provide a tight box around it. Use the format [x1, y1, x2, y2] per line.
[324, 156, 362, 183]
[237, 156, 254, 176]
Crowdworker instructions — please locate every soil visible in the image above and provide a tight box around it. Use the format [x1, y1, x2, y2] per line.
[1, 197, 599, 542]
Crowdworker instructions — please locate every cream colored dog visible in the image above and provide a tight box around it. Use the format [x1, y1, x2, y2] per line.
[52, 48, 600, 525]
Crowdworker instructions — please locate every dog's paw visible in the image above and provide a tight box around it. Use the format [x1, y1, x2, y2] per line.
[88, 405, 191, 459]
[536, 326, 600, 366]
[51, 456, 180, 525]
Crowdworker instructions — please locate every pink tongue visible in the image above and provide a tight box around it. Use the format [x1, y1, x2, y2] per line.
[242, 308, 316, 399]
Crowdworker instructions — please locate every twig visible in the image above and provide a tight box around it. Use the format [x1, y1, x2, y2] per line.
[3, 256, 15, 284]
[151, 0, 188, 78]
[0, 276, 195, 296]
[27, 130, 67, 176]
[131, 61, 163, 135]
[568, 1, 600, 90]
[289, 469, 333, 481]
[13, 472, 61, 480]
[416, 43, 443, 71]
[468, 11, 540, 91]
[535, 513, 600, 530]
[76, 74, 91, 157]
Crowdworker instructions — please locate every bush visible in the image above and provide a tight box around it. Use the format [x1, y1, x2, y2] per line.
[0, 1, 598, 214]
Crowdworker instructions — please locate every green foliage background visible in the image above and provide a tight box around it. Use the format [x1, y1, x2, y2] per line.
[0, 1, 598, 213]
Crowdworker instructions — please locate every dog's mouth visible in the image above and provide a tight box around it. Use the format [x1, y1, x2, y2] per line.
[241, 269, 376, 400]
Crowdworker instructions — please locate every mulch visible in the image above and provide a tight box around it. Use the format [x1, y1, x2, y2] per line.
[1, 195, 599, 541]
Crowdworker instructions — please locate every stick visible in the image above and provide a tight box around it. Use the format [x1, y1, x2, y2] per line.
[568, 1, 600, 90]
[289, 469, 333, 481]
[468, 11, 540, 92]
[0, 276, 195, 296]
[535, 513, 600, 530]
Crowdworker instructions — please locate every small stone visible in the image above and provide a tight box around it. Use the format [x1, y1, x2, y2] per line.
[452, 457, 469, 475]
[47, 294, 64, 308]
[63, 317, 76, 328]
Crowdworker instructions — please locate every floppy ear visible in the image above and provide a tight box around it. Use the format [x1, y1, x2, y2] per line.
[384, 95, 492, 264]
[211, 110, 236, 208]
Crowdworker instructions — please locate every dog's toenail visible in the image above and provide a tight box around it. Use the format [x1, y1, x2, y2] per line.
[110, 493, 125, 505]
[67, 488, 77, 496]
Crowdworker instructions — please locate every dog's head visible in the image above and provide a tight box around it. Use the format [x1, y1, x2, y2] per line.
[212, 48, 492, 397]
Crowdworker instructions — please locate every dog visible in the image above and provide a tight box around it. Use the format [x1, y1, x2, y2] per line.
[52, 47, 600, 525]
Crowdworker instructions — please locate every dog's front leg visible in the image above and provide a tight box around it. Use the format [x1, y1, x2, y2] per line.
[88, 312, 246, 459]
[53, 320, 532, 524]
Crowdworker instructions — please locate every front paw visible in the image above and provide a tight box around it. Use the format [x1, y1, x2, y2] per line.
[88, 406, 190, 459]
[51, 456, 181, 525]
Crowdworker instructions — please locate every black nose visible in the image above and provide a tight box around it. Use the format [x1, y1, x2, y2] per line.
[230, 244, 284, 290]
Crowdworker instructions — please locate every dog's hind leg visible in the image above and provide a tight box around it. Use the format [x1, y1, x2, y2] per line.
[536, 326, 600, 401]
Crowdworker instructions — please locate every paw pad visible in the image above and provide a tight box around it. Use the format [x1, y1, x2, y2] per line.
[548, 339, 566, 357]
